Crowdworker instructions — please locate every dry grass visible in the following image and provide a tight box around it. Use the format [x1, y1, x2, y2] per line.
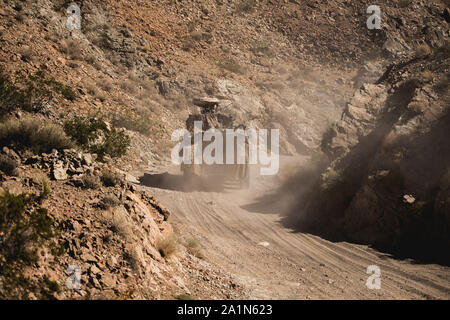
[102, 208, 132, 239]
[157, 235, 178, 258]
[81, 174, 101, 189]
[218, 59, 245, 74]
[98, 78, 114, 92]
[0, 117, 73, 154]
[61, 39, 83, 60]
[118, 79, 137, 94]
[184, 237, 204, 259]
[100, 194, 121, 210]
[101, 169, 123, 187]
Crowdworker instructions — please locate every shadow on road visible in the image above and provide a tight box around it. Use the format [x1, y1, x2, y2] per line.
[138, 172, 225, 192]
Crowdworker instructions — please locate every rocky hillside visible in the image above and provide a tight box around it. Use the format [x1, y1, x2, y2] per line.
[0, 145, 244, 299]
[284, 43, 450, 263]
[2, 0, 447, 160]
[0, 0, 449, 299]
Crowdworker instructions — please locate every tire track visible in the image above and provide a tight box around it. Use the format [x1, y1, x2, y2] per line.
[143, 176, 450, 300]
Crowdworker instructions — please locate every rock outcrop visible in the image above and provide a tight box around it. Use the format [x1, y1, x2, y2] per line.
[0, 147, 245, 299]
[287, 49, 450, 263]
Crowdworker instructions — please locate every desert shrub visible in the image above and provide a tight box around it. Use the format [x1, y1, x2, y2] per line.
[19, 47, 33, 62]
[0, 117, 74, 154]
[102, 209, 131, 239]
[118, 79, 137, 94]
[85, 83, 98, 96]
[433, 41, 450, 59]
[25, 68, 76, 102]
[181, 31, 206, 51]
[185, 237, 199, 249]
[408, 101, 427, 114]
[63, 116, 105, 147]
[0, 67, 76, 118]
[64, 117, 130, 160]
[236, 0, 257, 13]
[0, 68, 51, 116]
[184, 237, 204, 259]
[433, 74, 449, 94]
[100, 194, 121, 209]
[0, 183, 59, 299]
[420, 70, 434, 82]
[89, 127, 130, 160]
[60, 39, 82, 60]
[218, 59, 245, 74]
[98, 78, 114, 92]
[94, 30, 114, 50]
[81, 174, 101, 189]
[415, 43, 431, 58]
[101, 169, 122, 187]
[83, 54, 97, 66]
[250, 40, 273, 56]
[111, 109, 155, 136]
[157, 236, 177, 258]
[0, 154, 18, 176]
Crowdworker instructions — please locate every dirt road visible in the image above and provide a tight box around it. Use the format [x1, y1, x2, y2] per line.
[139, 159, 450, 300]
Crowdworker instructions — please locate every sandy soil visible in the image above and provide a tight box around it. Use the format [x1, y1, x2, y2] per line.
[139, 158, 450, 300]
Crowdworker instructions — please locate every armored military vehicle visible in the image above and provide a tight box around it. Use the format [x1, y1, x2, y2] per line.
[181, 97, 250, 189]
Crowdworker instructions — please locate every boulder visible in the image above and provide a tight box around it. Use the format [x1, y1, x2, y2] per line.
[52, 161, 68, 180]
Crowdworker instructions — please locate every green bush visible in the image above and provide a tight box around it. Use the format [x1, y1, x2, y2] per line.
[64, 117, 130, 161]
[0, 183, 59, 299]
[63, 116, 106, 147]
[0, 67, 76, 119]
[90, 127, 130, 160]
[0, 117, 74, 154]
